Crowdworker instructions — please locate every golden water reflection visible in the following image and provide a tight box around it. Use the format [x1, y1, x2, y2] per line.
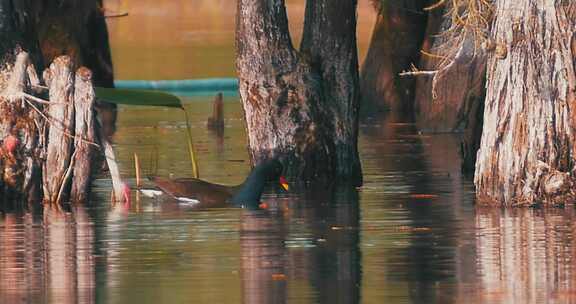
[103, 0, 377, 79]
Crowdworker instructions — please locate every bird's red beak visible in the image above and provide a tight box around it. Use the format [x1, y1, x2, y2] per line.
[279, 176, 289, 191]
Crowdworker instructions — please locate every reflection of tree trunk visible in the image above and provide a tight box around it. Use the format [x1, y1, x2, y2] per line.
[46, 206, 96, 303]
[0, 208, 95, 303]
[46, 208, 77, 304]
[236, 0, 362, 184]
[475, 208, 576, 303]
[74, 206, 96, 304]
[361, 114, 464, 303]
[240, 210, 286, 304]
[360, 1, 428, 114]
[475, 1, 576, 206]
[303, 185, 361, 304]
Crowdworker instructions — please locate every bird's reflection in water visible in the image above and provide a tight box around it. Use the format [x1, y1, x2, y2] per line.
[0, 205, 96, 304]
[240, 182, 361, 304]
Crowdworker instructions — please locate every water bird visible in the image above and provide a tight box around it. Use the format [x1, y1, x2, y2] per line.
[147, 159, 289, 208]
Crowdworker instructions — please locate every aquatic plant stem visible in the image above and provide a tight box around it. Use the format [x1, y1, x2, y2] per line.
[182, 108, 199, 178]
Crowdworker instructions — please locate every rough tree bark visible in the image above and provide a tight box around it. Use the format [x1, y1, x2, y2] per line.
[0, 1, 121, 205]
[359, 1, 429, 114]
[0, 1, 43, 204]
[300, 0, 362, 182]
[236, 0, 362, 184]
[43, 56, 75, 203]
[413, 4, 487, 172]
[475, 1, 576, 206]
[71, 67, 97, 202]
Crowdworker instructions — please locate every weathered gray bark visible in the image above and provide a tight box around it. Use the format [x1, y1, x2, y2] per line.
[360, 1, 429, 114]
[43, 56, 75, 203]
[475, 1, 576, 206]
[236, 0, 362, 184]
[71, 67, 97, 203]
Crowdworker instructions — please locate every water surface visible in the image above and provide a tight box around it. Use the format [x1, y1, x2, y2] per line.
[2, 101, 576, 303]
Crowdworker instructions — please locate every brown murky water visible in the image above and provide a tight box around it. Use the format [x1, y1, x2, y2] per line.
[2, 1, 576, 304]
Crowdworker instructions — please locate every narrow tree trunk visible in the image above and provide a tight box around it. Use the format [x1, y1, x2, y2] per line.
[43, 56, 75, 203]
[360, 1, 429, 114]
[236, 0, 362, 184]
[71, 67, 97, 203]
[475, 1, 576, 206]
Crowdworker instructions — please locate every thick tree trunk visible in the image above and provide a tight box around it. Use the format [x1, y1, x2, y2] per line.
[475, 1, 576, 206]
[0, 53, 43, 203]
[359, 1, 428, 114]
[413, 5, 487, 172]
[236, 0, 362, 184]
[0, 1, 43, 204]
[300, 0, 362, 183]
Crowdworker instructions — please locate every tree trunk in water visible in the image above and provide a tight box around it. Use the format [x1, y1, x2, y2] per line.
[43, 56, 75, 203]
[300, 0, 362, 182]
[359, 1, 428, 114]
[475, 1, 576, 206]
[413, 5, 487, 172]
[0, 53, 43, 204]
[71, 67, 97, 203]
[236, 0, 362, 184]
[0, 1, 44, 205]
[0, 2, 122, 205]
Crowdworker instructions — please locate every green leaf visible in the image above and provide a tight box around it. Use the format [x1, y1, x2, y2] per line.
[94, 87, 183, 108]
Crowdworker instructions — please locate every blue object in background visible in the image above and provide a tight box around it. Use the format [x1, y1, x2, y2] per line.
[114, 78, 239, 97]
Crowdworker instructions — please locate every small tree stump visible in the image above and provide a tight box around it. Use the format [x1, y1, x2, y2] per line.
[207, 92, 224, 131]
[43, 56, 75, 203]
[70, 67, 96, 203]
